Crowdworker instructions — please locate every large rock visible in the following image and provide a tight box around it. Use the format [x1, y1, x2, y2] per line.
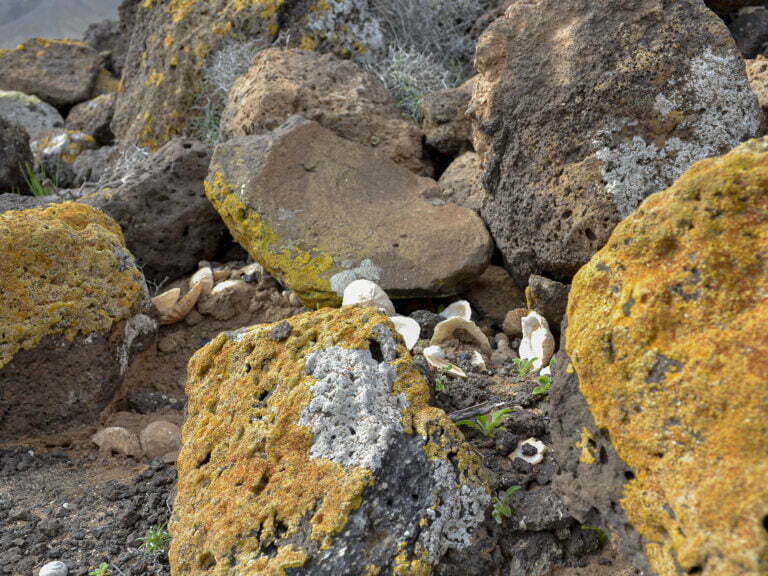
[471, 0, 762, 284]
[728, 7, 768, 58]
[0, 39, 102, 107]
[551, 139, 768, 576]
[0, 91, 64, 139]
[84, 20, 125, 75]
[0, 117, 33, 193]
[65, 93, 115, 145]
[705, 0, 764, 14]
[747, 56, 768, 118]
[0, 203, 154, 437]
[421, 78, 475, 158]
[431, 151, 486, 213]
[221, 48, 431, 175]
[112, 0, 385, 149]
[31, 130, 98, 188]
[170, 307, 489, 573]
[81, 139, 226, 284]
[206, 117, 492, 307]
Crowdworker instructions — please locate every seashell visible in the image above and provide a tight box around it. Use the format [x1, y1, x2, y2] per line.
[440, 300, 472, 321]
[159, 282, 203, 325]
[190, 266, 214, 297]
[511, 438, 546, 465]
[503, 308, 529, 338]
[391, 315, 421, 350]
[519, 311, 555, 372]
[237, 262, 264, 283]
[213, 266, 231, 282]
[151, 288, 181, 316]
[342, 279, 396, 316]
[431, 316, 492, 357]
[423, 345, 467, 378]
[470, 350, 487, 371]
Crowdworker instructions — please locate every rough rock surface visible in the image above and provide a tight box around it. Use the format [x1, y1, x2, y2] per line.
[525, 275, 570, 339]
[222, 48, 430, 175]
[747, 56, 768, 118]
[113, 0, 385, 149]
[430, 151, 486, 213]
[206, 117, 492, 307]
[0, 203, 154, 437]
[705, 0, 764, 14]
[465, 265, 526, 324]
[471, 0, 762, 284]
[30, 130, 98, 188]
[65, 93, 115, 145]
[82, 138, 227, 284]
[72, 146, 115, 185]
[0, 91, 64, 140]
[84, 19, 126, 75]
[728, 7, 768, 58]
[170, 307, 490, 573]
[421, 78, 475, 157]
[555, 139, 768, 576]
[0, 117, 32, 193]
[0, 39, 102, 107]
[0, 193, 55, 214]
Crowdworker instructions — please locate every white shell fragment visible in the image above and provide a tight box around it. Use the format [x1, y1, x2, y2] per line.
[440, 300, 472, 321]
[150, 287, 181, 316]
[152, 282, 204, 325]
[431, 316, 492, 357]
[342, 279, 396, 316]
[190, 266, 214, 297]
[511, 438, 547, 465]
[519, 311, 555, 372]
[470, 350, 487, 371]
[423, 345, 467, 378]
[391, 315, 421, 350]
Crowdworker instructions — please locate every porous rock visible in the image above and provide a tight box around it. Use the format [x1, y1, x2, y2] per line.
[421, 77, 475, 158]
[84, 19, 127, 76]
[170, 307, 489, 574]
[65, 93, 115, 145]
[0, 117, 32, 193]
[471, 0, 762, 284]
[554, 138, 768, 576]
[0, 39, 102, 107]
[81, 138, 227, 284]
[0, 203, 153, 437]
[31, 130, 98, 188]
[71, 146, 115, 185]
[428, 151, 486, 213]
[222, 48, 431, 175]
[92, 426, 143, 458]
[0, 91, 64, 139]
[206, 117, 492, 307]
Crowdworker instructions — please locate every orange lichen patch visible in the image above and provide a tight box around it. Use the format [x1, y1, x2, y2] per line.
[170, 307, 483, 574]
[0, 203, 145, 370]
[566, 138, 768, 575]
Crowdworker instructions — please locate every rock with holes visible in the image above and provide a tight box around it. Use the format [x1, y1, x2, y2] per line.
[170, 306, 490, 574]
[470, 0, 762, 284]
[0, 203, 155, 438]
[551, 139, 768, 576]
[421, 77, 475, 158]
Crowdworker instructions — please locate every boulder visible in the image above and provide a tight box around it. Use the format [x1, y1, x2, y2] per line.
[471, 0, 762, 284]
[221, 48, 430, 175]
[430, 151, 486, 213]
[72, 146, 115, 185]
[92, 427, 143, 458]
[206, 117, 492, 307]
[81, 139, 226, 284]
[465, 265, 525, 324]
[84, 20, 126, 76]
[421, 78, 475, 157]
[112, 0, 385, 149]
[170, 307, 489, 573]
[551, 139, 768, 576]
[0, 193, 56, 214]
[705, 0, 764, 14]
[30, 130, 98, 188]
[728, 6, 768, 58]
[747, 56, 768, 118]
[0, 91, 64, 139]
[140, 420, 181, 460]
[525, 275, 569, 338]
[0, 39, 102, 107]
[65, 94, 115, 145]
[0, 203, 154, 437]
[0, 117, 33, 193]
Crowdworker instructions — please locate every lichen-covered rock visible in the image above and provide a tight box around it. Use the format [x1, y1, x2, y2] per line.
[430, 151, 486, 213]
[0, 116, 33, 193]
[0, 39, 102, 107]
[471, 0, 762, 284]
[555, 138, 768, 576]
[747, 56, 768, 119]
[113, 0, 384, 150]
[221, 48, 431, 175]
[81, 138, 227, 284]
[65, 93, 115, 145]
[0, 203, 154, 437]
[170, 307, 489, 574]
[421, 78, 475, 158]
[31, 129, 98, 188]
[84, 19, 126, 76]
[0, 91, 64, 139]
[206, 117, 492, 307]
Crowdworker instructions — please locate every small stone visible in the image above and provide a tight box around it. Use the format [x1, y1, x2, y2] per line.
[158, 334, 180, 354]
[409, 310, 443, 340]
[503, 308, 529, 338]
[270, 321, 293, 342]
[39, 561, 68, 576]
[91, 427, 143, 458]
[140, 420, 181, 460]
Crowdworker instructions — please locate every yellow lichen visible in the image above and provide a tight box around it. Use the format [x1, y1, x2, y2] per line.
[566, 138, 768, 575]
[144, 69, 165, 87]
[0, 203, 145, 370]
[576, 427, 596, 465]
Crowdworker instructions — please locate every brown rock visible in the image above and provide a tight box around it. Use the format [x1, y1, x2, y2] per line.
[92, 426, 143, 457]
[465, 265, 525, 324]
[140, 420, 181, 460]
[221, 48, 430, 176]
[0, 116, 32, 193]
[65, 93, 115, 145]
[471, 0, 762, 285]
[428, 151, 486, 213]
[525, 274, 570, 338]
[206, 117, 492, 307]
[421, 77, 475, 157]
[502, 308, 528, 338]
[747, 56, 768, 119]
[0, 39, 102, 107]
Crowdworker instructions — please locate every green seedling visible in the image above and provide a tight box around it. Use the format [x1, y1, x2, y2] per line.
[139, 524, 171, 554]
[18, 162, 53, 197]
[433, 366, 452, 392]
[89, 563, 109, 576]
[492, 485, 522, 524]
[511, 357, 536, 377]
[581, 525, 609, 546]
[457, 408, 512, 438]
[532, 357, 556, 396]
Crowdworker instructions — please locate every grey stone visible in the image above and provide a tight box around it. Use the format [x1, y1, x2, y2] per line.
[65, 93, 115, 145]
[729, 7, 768, 59]
[526, 274, 570, 338]
[269, 320, 293, 342]
[0, 117, 32, 193]
[0, 91, 64, 139]
[30, 130, 98, 188]
[421, 78, 475, 157]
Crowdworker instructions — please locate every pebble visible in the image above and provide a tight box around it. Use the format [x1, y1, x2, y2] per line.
[39, 561, 68, 576]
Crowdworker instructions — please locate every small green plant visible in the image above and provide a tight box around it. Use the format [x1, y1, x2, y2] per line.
[18, 162, 53, 197]
[433, 366, 451, 392]
[581, 525, 608, 546]
[457, 408, 512, 438]
[532, 358, 556, 396]
[511, 357, 537, 378]
[139, 524, 171, 555]
[491, 485, 522, 524]
[89, 563, 110, 576]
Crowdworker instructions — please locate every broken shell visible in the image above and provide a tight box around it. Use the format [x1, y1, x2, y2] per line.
[470, 350, 487, 371]
[511, 438, 546, 465]
[440, 300, 472, 321]
[237, 262, 264, 283]
[213, 266, 231, 282]
[391, 315, 421, 350]
[431, 316, 492, 357]
[423, 345, 467, 378]
[519, 311, 555, 372]
[159, 282, 203, 325]
[342, 279, 396, 316]
[151, 287, 181, 317]
[503, 308, 529, 338]
[190, 267, 214, 297]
